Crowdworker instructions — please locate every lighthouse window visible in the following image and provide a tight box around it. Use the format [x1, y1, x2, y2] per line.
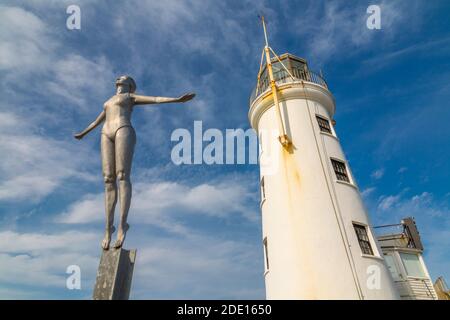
[353, 224, 374, 255]
[260, 177, 266, 202]
[316, 115, 332, 134]
[331, 159, 350, 182]
[263, 237, 269, 271]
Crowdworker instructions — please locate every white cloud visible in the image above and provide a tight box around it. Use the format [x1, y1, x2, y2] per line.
[377, 194, 401, 211]
[131, 235, 263, 299]
[1, 4, 113, 106]
[360, 36, 450, 72]
[371, 168, 385, 180]
[0, 6, 113, 202]
[369, 190, 450, 282]
[294, 0, 423, 64]
[46, 54, 114, 110]
[56, 193, 103, 224]
[57, 175, 259, 228]
[0, 225, 264, 299]
[377, 191, 448, 218]
[0, 230, 97, 253]
[398, 167, 408, 173]
[0, 287, 48, 300]
[361, 187, 376, 198]
[0, 111, 96, 202]
[0, 230, 99, 293]
[0, 6, 55, 72]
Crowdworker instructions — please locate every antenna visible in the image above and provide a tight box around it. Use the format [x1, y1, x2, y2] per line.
[261, 15, 269, 47]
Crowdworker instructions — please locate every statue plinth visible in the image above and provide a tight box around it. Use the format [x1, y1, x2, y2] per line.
[93, 248, 137, 300]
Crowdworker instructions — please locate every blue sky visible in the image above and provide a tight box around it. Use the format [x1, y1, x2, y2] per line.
[0, 0, 449, 299]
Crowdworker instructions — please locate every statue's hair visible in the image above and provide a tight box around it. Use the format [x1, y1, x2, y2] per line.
[116, 75, 136, 93]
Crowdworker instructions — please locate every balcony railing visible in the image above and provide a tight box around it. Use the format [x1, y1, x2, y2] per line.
[395, 277, 438, 300]
[250, 67, 328, 104]
[374, 218, 423, 250]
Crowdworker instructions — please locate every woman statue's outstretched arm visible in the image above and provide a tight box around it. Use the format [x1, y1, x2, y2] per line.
[132, 92, 195, 105]
[74, 110, 106, 140]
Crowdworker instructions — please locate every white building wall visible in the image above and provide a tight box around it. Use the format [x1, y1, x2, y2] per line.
[250, 82, 399, 300]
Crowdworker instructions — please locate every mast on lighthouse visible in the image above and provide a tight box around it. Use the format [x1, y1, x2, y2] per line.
[256, 16, 293, 148]
[249, 17, 399, 300]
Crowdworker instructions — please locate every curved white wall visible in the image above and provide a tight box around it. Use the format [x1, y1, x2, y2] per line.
[250, 82, 399, 300]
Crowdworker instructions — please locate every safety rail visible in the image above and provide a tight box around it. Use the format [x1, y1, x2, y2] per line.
[250, 68, 328, 104]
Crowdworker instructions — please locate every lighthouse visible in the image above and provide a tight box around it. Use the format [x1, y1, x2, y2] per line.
[249, 18, 399, 300]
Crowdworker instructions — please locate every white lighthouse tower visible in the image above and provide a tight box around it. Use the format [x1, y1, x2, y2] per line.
[249, 18, 399, 300]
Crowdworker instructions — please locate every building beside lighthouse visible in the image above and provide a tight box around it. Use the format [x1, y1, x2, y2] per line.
[374, 217, 438, 300]
[248, 26, 400, 299]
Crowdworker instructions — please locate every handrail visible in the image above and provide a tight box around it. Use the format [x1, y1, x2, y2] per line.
[250, 68, 328, 104]
[395, 277, 437, 300]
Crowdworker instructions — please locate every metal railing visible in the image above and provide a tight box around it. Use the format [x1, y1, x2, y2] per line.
[374, 219, 421, 250]
[373, 223, 404, 236]
[395, 277, 438, 300]
[250, 67, 328, 104]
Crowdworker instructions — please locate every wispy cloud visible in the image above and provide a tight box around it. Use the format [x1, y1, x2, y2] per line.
[380, 191, 449, 219]
[0, 6, 55, 72]
[365, 188, 450, 281]
[361, 187, 376, 198]
[360, 36, 450, 72]
[0, 6, 116, 203]
[378, 194, 401, 211]
[0, 111, 96, 202]
[398, 167, 407, 174]
[0, 230, 98, 296]
[0, 222, 264, 299]
[371, 168, 385, 180]
[132, 234, 263, 299]
[56, 174, 259, 227]
[292, 0, 422, 64]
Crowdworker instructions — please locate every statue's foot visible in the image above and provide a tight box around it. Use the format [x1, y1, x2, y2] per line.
[101, 226, 116, 250]
[113, 223, 129, 249]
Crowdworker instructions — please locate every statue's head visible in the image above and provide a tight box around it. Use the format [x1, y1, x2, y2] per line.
[115, 75, 136, 93]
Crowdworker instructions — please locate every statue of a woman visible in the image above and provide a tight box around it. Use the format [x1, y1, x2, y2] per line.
[74, 76, 195, 249]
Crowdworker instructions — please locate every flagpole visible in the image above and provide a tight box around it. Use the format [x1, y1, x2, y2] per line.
[260, 16, 291, 148]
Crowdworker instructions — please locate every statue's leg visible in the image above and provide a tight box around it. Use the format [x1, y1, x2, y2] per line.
[113, 126, 136, 248]
[101, 134, 117, 250]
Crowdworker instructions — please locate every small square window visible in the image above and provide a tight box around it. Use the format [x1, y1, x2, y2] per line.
[331, 159, 350, 183]
[316, 115, 332, 134]
[353, 224, 374, 255]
